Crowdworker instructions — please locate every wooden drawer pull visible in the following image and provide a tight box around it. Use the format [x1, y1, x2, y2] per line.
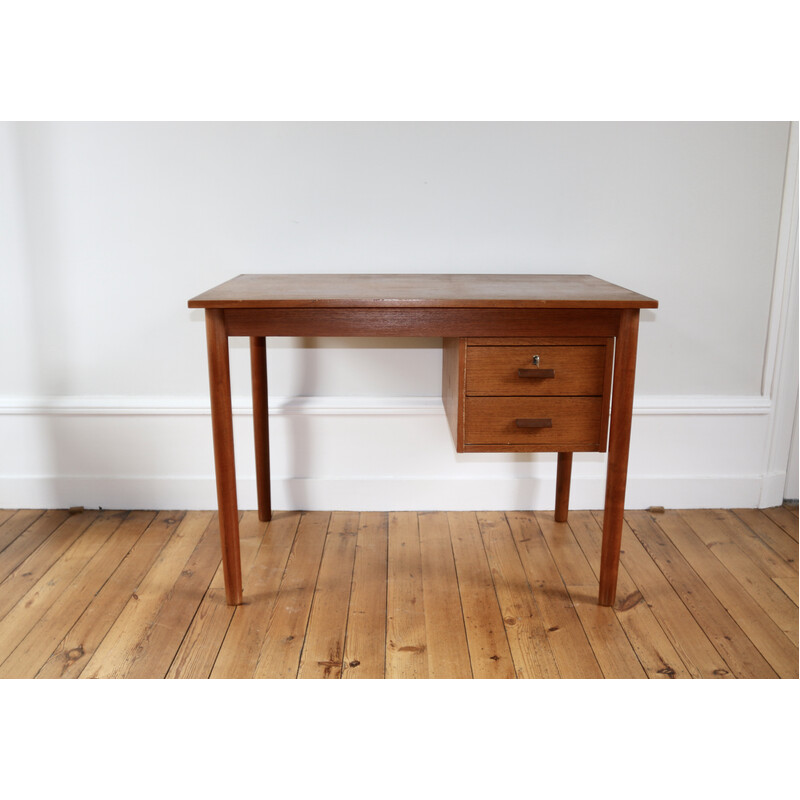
[515, 418, 553, 428]
[518, 368, 555, 378]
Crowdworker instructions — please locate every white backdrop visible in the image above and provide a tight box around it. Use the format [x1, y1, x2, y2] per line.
[1, 121, 797, 510]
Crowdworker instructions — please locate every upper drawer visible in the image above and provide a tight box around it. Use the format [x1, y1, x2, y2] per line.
[465, 344, 608, 396]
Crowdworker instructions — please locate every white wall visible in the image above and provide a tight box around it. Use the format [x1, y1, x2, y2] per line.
[1, 122, 797, 510]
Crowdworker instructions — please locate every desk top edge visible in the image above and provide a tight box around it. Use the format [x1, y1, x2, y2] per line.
[188, 274, 658, 309]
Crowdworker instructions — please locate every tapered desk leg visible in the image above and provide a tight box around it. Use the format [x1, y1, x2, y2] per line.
[250, 337, 272, 522]
[598, 309, 640, 607]
[205, 309, 243, 606]
[554, 452, 573, 522]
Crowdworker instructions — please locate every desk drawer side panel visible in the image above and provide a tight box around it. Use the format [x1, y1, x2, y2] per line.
[442, 337, 467, 450]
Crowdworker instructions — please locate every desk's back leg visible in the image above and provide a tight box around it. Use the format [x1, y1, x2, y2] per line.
[554, 452, 573, 522]
[598, 309, 639, 606]
[206, 309, 243, 605]
[250, 336, 272, 522]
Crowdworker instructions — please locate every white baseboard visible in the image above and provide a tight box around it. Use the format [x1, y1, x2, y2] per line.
[0, 394, 779, 510]
[0, 474, 768, 512]
[759, 470, 792, 508]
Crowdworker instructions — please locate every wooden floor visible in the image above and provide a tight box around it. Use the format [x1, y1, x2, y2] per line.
[0, 505, 796, 678]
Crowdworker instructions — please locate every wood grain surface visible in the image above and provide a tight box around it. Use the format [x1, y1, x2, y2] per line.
[0, 505, 795, 678]
[466, 343, 608, 396]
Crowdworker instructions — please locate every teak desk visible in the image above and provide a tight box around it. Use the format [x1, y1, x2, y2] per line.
[189, 274, 657, 607]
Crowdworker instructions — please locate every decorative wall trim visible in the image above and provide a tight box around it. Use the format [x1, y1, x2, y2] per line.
[0, 393, 773, 417]
[761, 121, 799, 398]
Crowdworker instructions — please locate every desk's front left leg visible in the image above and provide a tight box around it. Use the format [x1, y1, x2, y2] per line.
[205, 309, 243, 605]
[598, 309, 639, 607]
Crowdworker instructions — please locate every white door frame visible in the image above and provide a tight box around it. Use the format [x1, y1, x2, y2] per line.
[760, 121, 799, 506]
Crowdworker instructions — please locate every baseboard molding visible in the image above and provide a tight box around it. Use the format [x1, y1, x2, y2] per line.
[0, 474, 768, 512]
[759, 470, 792, 507]
[0, 393, 778, 510]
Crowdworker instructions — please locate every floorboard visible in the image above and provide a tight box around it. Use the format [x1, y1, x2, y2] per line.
[341, 512, 388, 679]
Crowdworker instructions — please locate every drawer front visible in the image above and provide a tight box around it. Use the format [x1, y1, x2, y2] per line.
[465, 397, 602, 447]
[466, 344, 607, 396]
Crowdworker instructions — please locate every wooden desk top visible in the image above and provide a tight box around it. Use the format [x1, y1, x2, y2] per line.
[188, 274, 658, 310]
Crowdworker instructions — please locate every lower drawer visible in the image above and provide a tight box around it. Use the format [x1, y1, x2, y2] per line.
[464, 396, 602, 448]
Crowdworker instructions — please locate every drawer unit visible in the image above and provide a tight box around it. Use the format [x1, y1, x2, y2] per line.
[443, 337, 613, 453]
